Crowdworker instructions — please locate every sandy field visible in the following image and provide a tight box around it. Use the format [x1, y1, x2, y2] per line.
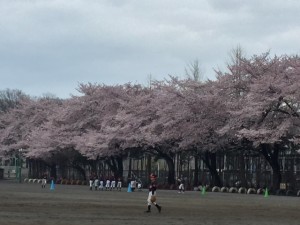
[0, 180, 299, 225]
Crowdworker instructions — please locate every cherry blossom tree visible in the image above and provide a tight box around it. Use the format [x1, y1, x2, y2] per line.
[116, 77, 229, 186]
[0, 96, 64, 178]
[159, 78, 230, 187]
[0, 96, 63, 153]
[48, 83, 138, 178]
[217, 53, 300, 189]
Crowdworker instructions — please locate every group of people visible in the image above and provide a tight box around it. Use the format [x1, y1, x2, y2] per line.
[88, 173, 188, 213]
[36, 169, 167, 214]
[39, 172, 164, 213]
[88, 173, 162, 213]
[129, 179, 143, 191]
[89, 176, 122, 191]
[43, 171, 190, 214]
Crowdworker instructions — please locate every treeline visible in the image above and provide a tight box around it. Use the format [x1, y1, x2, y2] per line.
[0, 52, 299, 190]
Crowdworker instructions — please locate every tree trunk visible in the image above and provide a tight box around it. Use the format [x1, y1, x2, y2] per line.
[32, 159, 37, 178]
[146, 155, 151, 177]
[73, 164, 86, 180]
[193, 155, 199, 186]
[128, 157, 132, 179]
[106, 156, 123, 179]
[203, 152, 222, 187]
[50, 163, 57, 179]
[160, 153, 175, 185]
[256, 157, 261, 188]
[28, 159, 32, 178]
[260, 144, 281, 190]
[239, 154, 247, 187]
[89, 160, 97, 175]
[116, 156, 123, 179]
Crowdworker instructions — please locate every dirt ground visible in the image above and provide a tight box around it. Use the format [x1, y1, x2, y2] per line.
[0, 180, 299, 225]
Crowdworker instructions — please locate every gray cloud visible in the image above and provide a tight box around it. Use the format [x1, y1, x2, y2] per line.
[0, 0, 299, 98]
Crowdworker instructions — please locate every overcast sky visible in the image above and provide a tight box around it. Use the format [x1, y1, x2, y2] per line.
[1, 0, 300, 98]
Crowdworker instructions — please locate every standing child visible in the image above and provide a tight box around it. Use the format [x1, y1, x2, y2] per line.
[99, 177, 104, 191]
[105, 178, 111, 191]
[116, 177, 122, 191]
[41, 174, 47, 188]
[145, 173, 162, 213]
[89, 176, 94, 191]
[137, 182, 142, 191]
[131, 180, 137, 192]
[94, 176, 99, 190]
[110, 178, 116, 191]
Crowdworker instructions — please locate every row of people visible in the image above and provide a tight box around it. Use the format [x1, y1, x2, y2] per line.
[89, 177, 122, 191]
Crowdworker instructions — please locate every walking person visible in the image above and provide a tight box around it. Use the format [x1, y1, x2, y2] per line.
[145, 173, 162, 213]
[177, 176, 185, 194]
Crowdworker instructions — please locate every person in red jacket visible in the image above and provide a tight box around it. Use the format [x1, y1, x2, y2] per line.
[145, 173, 162, 213]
